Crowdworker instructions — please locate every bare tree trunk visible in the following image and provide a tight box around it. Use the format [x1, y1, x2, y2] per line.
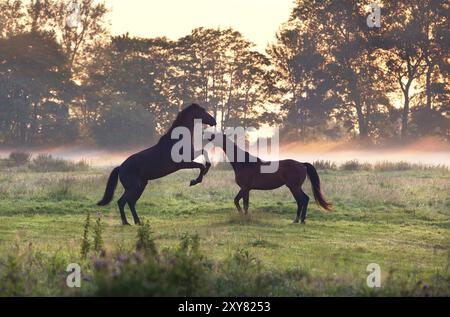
[401, 86, 411, 140]
[243, 88, 249, 128]
[351, 81, 368, 141]
[225, 70, 234, 126]
[212, 65, 216, 116]
[425, 63, 433, 111]
[355, 101, 368, 141]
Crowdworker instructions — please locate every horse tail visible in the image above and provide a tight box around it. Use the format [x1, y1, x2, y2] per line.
[97, 167, 120, 206]
[304, 163, 332, 211]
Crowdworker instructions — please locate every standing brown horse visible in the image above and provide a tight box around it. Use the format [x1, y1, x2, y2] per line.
[213, 134, 331, 224]
[97, 104, 216, 225]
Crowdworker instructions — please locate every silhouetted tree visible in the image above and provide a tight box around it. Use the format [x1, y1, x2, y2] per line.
[0, 0, 447, 147]
[0, 32, 77, 144]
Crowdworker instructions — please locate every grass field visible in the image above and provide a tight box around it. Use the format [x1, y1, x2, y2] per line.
[0, 163, 449, 296]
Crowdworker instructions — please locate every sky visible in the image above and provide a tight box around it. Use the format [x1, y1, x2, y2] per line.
[106, 0, 295, 52]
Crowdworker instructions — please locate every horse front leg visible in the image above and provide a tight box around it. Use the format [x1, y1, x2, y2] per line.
[243, 190, 250, 214]
[188, 148, 212, 186]
[178, 162, 206, 186]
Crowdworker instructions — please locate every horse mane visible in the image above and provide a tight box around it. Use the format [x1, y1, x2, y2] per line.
[165, 104, 200, 135]
[156, 104, 202, 143]
[222, 134, 262, 165]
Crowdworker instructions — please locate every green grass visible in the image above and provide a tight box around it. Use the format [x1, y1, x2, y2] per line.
[0, 167, 448, 296]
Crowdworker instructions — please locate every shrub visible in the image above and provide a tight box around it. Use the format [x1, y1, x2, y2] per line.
[8, 151, 31, 166]
[374, 161, 412, 171]
[313, 160, 338, 170]
[216, 248, 269, 296]
[93, 213, 104, 253]
[80, 212, 91, 259]
[373, 161, 449, 172]
[340, 160, 372, 171]
[29, 154, 89, 172]
[1, 236, 449, 296]
[135, 220, 157, 256]
[0, 159, 8, 170]
[0, 243, 69, 296]
[92, 233, 212, 296]
[0, 253, 26, 296]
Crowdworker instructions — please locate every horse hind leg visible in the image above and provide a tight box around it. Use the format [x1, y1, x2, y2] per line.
[117, 194, 130, 226]
[234, 190, 244, 213]
[118, 171, 146, 225]
[243, 190, 250, 214]
[126, 182, 147, 225]
[288, 186, 307, 224]
[289, 190, 302, 223]
[299, 191, 310, 224]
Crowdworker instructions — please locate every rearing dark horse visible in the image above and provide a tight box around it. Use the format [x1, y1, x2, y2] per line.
[97, 104, 216, 225]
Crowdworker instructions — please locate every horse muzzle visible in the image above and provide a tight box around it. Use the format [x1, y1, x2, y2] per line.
[208, 118, 217, 126]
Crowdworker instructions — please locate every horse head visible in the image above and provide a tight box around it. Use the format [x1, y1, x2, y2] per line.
[183, 103, 217, 127]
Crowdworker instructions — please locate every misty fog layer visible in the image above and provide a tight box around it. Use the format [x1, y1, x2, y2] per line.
[1, 137, 448, 167]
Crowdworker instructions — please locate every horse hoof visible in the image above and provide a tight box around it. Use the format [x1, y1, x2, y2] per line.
[190, 180, 199, 186]
[293, 219, 300, 224]
[122, 222, 131, 226]
[301, 221, 306, 225]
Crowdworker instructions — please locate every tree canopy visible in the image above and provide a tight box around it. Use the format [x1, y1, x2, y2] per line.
[0, 0, 448, 147]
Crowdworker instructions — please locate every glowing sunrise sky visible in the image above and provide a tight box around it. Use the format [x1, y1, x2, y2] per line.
[106, 0, 296, 52]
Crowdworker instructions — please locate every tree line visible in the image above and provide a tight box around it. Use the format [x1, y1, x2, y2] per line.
[0, 0, 448, 147]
